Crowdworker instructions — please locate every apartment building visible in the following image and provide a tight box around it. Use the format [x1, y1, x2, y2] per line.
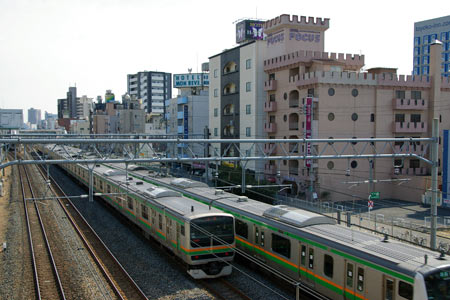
[127, 71, 172, 114]
[263, 14, 450, 203]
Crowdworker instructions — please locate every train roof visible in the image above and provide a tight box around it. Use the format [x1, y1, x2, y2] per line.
[45, 145, 231, 220]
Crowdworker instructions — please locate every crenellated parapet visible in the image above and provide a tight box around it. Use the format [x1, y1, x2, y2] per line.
[264, 50, 364, 72]
[377, 74, 430, 88]
[294, 71, 377, 87]
[264, 14, 329, 33]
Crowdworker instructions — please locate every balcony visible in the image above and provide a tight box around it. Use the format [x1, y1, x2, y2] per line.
[177, 97, 188, 104]
[392, 121, 427, 133]
[177, 111, 184, 119]
[394, 167, 429, 176]
[393, 98, 427, 110]
[264, 163, 276, 175]
[264, 122, 277, 133]
[263, 143, 276, 155]
[264, 101, 277, 112]
[264, 80, 277, 91]
[393, 144, 425, 154]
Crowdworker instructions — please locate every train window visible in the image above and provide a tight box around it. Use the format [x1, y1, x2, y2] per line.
[272, 234, 291, 258]
[158, 215, 162, 230]
[181, 225, 185, 236]
[141, 204, 148, 220]
[398, 281, 413, 300]
[127, 196, 133, 210]
[346, 263, 354, 288]
[301, 245, 306, 266]
[235, 219, 248, 239]
[99, 180, 103, 191]
[152, 209, 156, 225]
[323, 254, 333, 278]
[357, 268, 364, 292]
[308, 248, 314, 269]
[107, 184, 111, 194]
[260, 231, 265, 247]
[255, 227, 259, 244]
[385, 278, 394, 300]
[94, 177, 97, 186]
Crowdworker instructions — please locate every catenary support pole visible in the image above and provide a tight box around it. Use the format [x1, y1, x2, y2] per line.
[431, 118, 439, 250]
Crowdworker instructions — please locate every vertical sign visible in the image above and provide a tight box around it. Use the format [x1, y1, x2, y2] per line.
[305, 97, 313, 168]
[183, 105, 188, 139]
[443, 130, 450, 207]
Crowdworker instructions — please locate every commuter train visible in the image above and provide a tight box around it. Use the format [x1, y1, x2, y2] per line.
[40, 145, 235, 279]
[41, 145, 450, 299]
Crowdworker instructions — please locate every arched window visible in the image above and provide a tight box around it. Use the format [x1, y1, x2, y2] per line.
[223, 104, 234, 116]
[223, 83, 237, 95]
[223, 61, 238, 74]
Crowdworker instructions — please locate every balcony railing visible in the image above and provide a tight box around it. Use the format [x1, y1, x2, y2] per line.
[392, 121, 427, 133]
[289, 122, 299, 130]
[394, 167, 429, 176]
[393, 144, 425, 154]
[264, 143, 276, 155]
[264, 164, 276, 175]
[264, 101, 277, 112]
[264, 80, 277, 91]
[393, 98, 427, 110]
[264, 122, 277, 133]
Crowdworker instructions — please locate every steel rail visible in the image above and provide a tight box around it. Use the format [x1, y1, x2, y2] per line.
[20, 164, 67, 300]
[36, 163, 148, 300]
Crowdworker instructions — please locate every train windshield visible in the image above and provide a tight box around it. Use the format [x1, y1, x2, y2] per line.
[190, 216, 234, 248]
[425, 267, 450, 299]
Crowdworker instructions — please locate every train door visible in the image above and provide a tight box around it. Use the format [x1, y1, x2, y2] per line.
[298, 243, 315, 288]
[176, 223, 181, 254]
[344, 261, 356, 300]
[345, 264, 367, 300]
[165, 216, 172, 247]
[383, 276, 395, 300]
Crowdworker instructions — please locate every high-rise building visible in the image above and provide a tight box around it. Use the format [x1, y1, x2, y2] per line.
[27, 107, 41, 125]
[58, 86, 80, 119]
[127, 71, 172, 114]
[413, 15, 450, 77]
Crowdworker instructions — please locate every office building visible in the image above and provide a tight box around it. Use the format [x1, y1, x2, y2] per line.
[127, 71, 172, 114]
[27, 108, 41, 125]
[413, 15, 450, 77]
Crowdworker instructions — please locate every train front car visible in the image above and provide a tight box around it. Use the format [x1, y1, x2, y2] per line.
[416, 264, 450, 299]
[187, 213, 235, 279]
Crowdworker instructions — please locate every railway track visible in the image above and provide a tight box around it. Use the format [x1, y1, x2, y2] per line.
[19, 164, 66, 300]
[199, 278, 252, 300]
[34, 163, 148, 300]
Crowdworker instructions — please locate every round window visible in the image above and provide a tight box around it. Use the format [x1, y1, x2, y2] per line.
[283, 115, 287, 122]
[328, 113, 335, 121]
[283, 93, 288, 100]
[352, 88, 359, 97]
[327, 161, 334, 170]
[351, 160, 358, 168]
[351, 113, 358, 121]
[328, 88, 335, 96]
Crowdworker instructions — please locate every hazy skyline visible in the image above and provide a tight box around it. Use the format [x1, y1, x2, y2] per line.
[0, 0, 446, 121]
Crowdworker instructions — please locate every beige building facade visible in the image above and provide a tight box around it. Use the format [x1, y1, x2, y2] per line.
[263, 14, 450, 203]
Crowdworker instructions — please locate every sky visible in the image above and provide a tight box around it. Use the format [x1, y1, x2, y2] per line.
[0, 0, 447, 122]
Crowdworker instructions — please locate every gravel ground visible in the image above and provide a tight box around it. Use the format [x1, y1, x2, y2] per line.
[0, 165, 35, 300]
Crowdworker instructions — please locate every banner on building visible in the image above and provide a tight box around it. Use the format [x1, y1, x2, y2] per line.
[173, 73, 209, 88]
[236, 20, 265, 44]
